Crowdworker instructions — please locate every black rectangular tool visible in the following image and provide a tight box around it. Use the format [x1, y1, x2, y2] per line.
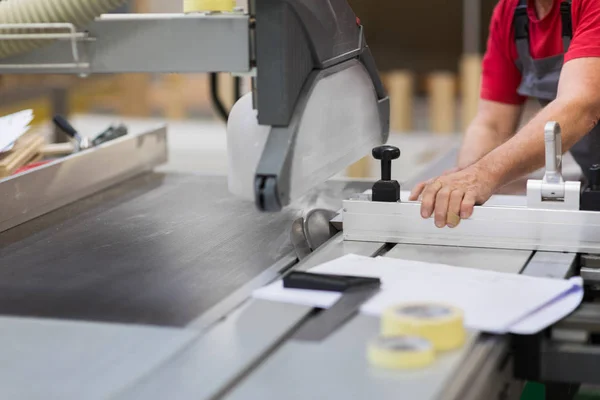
[283, 271, 381, 292]
[285, 271, 381, 342]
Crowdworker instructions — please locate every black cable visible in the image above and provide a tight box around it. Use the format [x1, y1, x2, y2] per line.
[209, 73, 244, 122]
[234, 76, 242, 103]
[210, 72, 230, 122]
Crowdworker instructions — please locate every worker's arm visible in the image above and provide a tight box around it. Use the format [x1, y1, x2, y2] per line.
[409, 57, 600, 228]
[477, 58, 600, 185]
[456, 100, 523, 169]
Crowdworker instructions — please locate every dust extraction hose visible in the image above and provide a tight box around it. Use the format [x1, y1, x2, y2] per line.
[0, 0, 128, 59]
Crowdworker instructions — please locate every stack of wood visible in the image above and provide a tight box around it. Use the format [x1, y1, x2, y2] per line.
[0, 75, 76, 89]
[383, 67, 480, 136]
[0, 132, 46, 178]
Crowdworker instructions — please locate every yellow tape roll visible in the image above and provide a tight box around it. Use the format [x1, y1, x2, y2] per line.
[184, 0, 236, 13]
[381, 303, 466, 352]
[367, 336, 435, 370]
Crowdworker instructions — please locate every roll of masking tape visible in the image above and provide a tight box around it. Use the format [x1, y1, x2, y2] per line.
[367, 335, 435, 370]
[184, 0, 236, 13]
[381, 303, 466, 351]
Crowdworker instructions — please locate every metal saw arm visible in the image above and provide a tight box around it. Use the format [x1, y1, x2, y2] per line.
[251, 0, 389, 211]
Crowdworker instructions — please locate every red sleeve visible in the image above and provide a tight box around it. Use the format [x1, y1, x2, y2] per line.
[565, 0, 600, 63]
[480, 0, 527, 105]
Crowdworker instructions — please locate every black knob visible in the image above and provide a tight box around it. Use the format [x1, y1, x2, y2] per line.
[591, 164, 600, 191]
[371, 146, 401, 203]
[372, 146, 401, 181]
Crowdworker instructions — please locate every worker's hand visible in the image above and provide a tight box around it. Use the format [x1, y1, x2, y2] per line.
[408, 164, 497, 228]
[408, 167, 461, 199]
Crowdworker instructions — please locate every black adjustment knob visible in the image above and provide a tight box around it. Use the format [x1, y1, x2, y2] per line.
[591, 164, 600, 191]
[372, 145, 401, 181]
[371, 145, 401, 203]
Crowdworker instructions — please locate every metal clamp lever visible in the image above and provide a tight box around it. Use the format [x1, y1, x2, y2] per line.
[541, 121, 565, 200]
[526, 121, 581, 210]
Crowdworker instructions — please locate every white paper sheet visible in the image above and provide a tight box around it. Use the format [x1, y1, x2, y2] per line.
[0, 110, 34, 154]
[509, 277, 584, 335]
[252, 254, 582, 334]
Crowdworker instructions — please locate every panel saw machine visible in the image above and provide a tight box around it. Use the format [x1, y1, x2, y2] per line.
[1, 1, 600, 399]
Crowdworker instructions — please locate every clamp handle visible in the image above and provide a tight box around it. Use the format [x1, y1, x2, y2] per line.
[527, 121, 580, 210]
[544, 121, 563, 184]
[541, 121, 566, 200]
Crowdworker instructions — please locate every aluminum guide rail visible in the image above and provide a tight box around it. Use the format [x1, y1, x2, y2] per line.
[343, 199, 600, 253]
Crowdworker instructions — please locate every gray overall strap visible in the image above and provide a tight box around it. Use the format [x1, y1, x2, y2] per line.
[514, 0, 572, 61]
[514, 0, 531, 62]
[560, 1, 573, 51]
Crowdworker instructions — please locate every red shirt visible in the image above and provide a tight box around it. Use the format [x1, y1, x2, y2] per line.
[481, 0, 600, 104]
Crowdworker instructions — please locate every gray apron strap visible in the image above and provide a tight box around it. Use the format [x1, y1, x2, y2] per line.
[514, 0, 572, 63]
[560, 1, 572, 51]
[514, 0, 530, 63]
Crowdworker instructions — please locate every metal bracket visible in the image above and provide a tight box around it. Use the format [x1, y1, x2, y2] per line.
[0, 23, 91, 75]
[580, 254, 600, 284]
[513, 303, 600, 388]
[527, 121, 581, 210]
[0, 15, 251, 75]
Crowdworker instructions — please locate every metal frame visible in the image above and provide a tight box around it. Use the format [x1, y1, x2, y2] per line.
[440, 336, 520, 400]
[513, 304, 600, 391]
[0, 126, 168, 234]
[0, 9, 388, 214]
[0, 23, 90, 73]
[510, 252, 581, 400]
[342, 198, 600, 253]
[0, 14, 251, 74]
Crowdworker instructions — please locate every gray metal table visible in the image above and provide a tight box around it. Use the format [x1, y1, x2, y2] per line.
[0, 173, 371, 328]
[115, 235, 387, 400]
[216, 242, 532, 400]
[0, 137, 577, 400]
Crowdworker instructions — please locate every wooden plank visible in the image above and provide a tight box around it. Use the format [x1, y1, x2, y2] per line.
[346, 156, 372, 179]
[384, 71, 414, 133]
[460, 54, 482, 131]
[41, 142, 75, 157]
[427, 72, 457, 134]
[0, 135, 44, 178]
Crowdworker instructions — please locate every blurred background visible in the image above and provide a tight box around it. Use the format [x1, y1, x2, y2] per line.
[0, 0, 539, 179]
